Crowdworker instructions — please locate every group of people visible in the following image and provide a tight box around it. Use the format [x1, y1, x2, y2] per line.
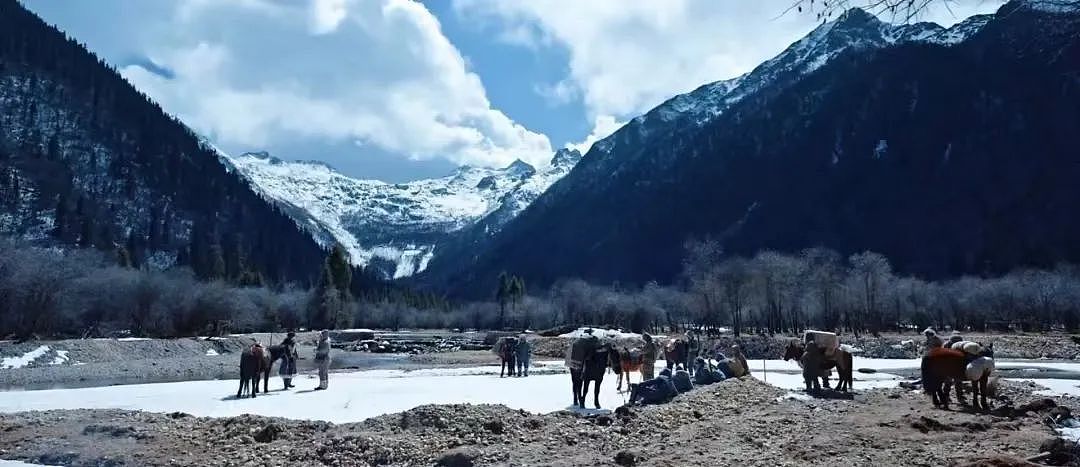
[495, 333, 533, 377]
[628, 343, 748, 406]
[267, 329, 334, 391]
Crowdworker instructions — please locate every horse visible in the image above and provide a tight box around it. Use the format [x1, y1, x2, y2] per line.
[570, 341, 614, 409]
[237, 344, 270, 399]
[614, 347, 644, 392]
[495, 337, 518, 378]
[663, 338, 688, 372]
[782, 339, 854, 392]
[922, 346, 995, 411]
[261, 344, 287, 392]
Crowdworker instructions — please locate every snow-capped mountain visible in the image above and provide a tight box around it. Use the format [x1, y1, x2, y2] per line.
[566, 8, 993, 187]
[419, 2, 1080, 296]
[647, 9, 992, 132]
[229, 148, 582, 279]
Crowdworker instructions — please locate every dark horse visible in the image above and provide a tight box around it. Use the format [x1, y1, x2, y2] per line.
[782, 339, 854, 392]
[237, 344, 287, 398]
[663, 339, 688, 371]
[570, 342, 615, 409]
[921, 347, 995, 411]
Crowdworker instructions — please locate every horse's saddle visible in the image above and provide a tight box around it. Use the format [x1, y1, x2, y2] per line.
[623, 348, 644, 365]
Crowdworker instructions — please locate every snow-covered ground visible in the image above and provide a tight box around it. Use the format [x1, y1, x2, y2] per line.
[1, 346, 51, 369]
[2, 358, 1079, 425]
[0, 461, 57, 467]
[1006, 378, 1080, 397]
[558, 328, 645, 340]
[0, 357, 905, 424]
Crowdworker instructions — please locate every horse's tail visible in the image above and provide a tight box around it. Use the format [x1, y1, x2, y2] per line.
[920, 355, 937, 395]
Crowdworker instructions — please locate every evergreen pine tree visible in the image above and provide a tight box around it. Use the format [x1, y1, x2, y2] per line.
[495, 272, 511, 329]
[115, 245, 132, 268]
[78, 217, 94, 248]
[208, 244, 226, 281]
[327, 244, 352, 301]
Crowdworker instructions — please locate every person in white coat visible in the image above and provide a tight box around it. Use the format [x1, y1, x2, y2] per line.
[314, 330, 331, 390]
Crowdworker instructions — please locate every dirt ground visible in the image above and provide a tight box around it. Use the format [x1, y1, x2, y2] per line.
[0, 377, 1076, 467]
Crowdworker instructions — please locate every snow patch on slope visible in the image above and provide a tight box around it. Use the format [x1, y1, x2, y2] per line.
[230, 149, 580, 278]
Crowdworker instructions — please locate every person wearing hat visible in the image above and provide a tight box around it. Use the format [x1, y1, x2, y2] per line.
[641, 333, 658, 380]
[279, 332, 299, 389]
[313, 330, 332, 390]
[923, 327, 944, 354]
[515, 332, 532, 377]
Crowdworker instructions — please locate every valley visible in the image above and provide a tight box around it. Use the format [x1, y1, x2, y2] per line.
[3, 0, 1080, 466]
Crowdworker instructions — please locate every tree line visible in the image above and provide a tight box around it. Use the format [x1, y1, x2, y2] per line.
[5, 233, 1080, 339]
[0, 238, 445, 339]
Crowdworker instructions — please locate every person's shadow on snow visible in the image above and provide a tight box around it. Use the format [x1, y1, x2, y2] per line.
[565, 406, 612, 416]
[220, 392, 283, 401]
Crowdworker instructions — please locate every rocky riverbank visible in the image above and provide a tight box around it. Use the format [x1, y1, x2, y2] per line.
[0, 377, 1076, 466]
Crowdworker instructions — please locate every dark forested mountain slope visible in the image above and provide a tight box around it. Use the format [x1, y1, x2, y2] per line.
[421, 2, 1080, 297]
[0, 0, 327, 284]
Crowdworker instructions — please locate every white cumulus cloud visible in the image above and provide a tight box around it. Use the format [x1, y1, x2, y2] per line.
[116, 0, 552, 169]
[455, 0, 1004, 125]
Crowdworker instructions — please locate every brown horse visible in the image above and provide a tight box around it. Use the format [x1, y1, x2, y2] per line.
[921, 347, 995, 411]
[782, 339, 854, 392]
[614, 347, 644, 392]
[663, 339, 689, 371]
[237, 344, 270, 399]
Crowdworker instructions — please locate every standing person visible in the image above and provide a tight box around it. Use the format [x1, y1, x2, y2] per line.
[279, 332, 299, 389]
[314, 330, 331, 391]
[685, 331, 701, 376]
[516, 333, 532, 377]
[641, 333, 658, 380]
[923, 327, 943, 354]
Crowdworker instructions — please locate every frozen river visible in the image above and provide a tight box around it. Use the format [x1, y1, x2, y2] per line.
[0, 358, 1077, 425]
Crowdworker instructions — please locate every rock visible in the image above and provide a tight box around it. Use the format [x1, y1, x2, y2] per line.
[1016, 398, 1056, 414]
[482, 420, 505, 434]
[592, 415, 614, 427]
[910, 416, 954, 433]
[614, 449, 645, 466]
[253, 424, 281, 443]
[435, 447, 482, 467]
[168, 412, 189, 419]
[614, 406, 637, 419]
[1039, 437, 1079, 465]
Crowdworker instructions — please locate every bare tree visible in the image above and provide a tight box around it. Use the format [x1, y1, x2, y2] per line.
[783, 0, 1079, 25]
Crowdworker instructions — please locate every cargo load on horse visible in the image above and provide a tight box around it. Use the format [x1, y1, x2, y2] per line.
[804, 330, 840, 358]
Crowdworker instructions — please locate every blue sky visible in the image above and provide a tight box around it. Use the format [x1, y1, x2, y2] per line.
[22, 0, 1003, 182]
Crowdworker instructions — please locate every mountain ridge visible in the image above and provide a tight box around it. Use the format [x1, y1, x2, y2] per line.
[417, 2, 1080, 296]
[229, 147, 582, 279]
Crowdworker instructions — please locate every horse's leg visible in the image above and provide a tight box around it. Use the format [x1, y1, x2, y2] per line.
[238, 376, 245, 399]
[579, 379, 589, 408]
[571, 370, 582, 406]
[593, 377, 603, 409]
[843, 354, 853, 391]
[978, 374, 989, 411]
[954, 379, 966, 406]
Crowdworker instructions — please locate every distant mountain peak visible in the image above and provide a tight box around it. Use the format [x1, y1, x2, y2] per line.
[835, 7, 879, 26]
[552, 148, 583, 168]
[231, 146, 582, 279]
[505, 159, 537, 177]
